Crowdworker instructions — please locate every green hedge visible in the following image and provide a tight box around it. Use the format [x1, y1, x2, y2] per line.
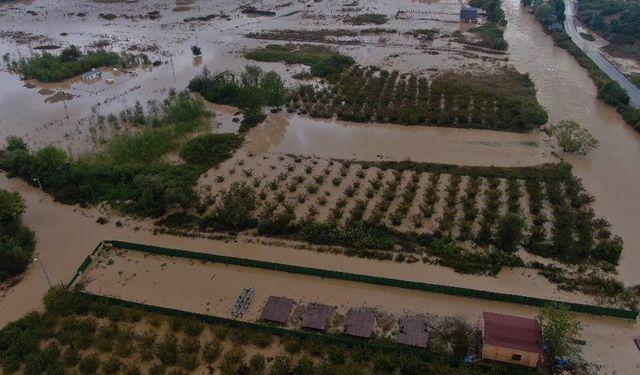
[90, 240, 638, 320]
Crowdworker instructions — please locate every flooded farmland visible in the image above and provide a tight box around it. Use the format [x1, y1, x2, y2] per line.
[1, 0, 640, 373]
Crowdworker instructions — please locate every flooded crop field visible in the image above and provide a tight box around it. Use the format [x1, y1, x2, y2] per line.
[1, 0, 640, 373]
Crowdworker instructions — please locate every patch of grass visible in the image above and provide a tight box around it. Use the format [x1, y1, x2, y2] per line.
[17, 45, 147, 82]
[580, 32, 595, 41]
[180, 133, 244, 168]
[470, 23, 508, 50]
[245, 44, 355, 79]
[348, 13, 388, 25]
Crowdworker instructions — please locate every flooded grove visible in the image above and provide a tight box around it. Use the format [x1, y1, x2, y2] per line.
[0, 0, 639, 372]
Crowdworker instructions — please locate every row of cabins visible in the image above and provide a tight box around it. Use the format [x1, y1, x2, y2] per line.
[260, 296, 543, 368]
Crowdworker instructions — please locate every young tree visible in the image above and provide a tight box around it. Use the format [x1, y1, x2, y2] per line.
[537, 303, 583, 359]
[214, 182, 257, 229]
[261, 71, 288, 108]
[550, 120, 598, 155]
[495, 211, 525, 252]
[535, 3, 556, 26]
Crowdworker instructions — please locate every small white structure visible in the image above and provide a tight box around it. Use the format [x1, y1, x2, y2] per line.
[82, 69, 102, 81]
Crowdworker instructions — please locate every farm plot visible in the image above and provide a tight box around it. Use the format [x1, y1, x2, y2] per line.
[191, 154, 620, 273]
[288, 65, 548, 132]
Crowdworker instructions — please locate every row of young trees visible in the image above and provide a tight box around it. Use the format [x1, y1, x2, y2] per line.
[290, 65, 548, 132]
[201, 157, 620, 266]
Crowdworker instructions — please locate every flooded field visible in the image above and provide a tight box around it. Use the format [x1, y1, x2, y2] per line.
[1, 0, 640, 372]
[82, 247, 640, 375]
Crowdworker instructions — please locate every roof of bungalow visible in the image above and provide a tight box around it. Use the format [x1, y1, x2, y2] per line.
[344, 309, 375, 338]
[260, 296, 295, 324]
[483, 312, 544, 354]
[397, 317, 429, 348]
[302, 303, 334, 331]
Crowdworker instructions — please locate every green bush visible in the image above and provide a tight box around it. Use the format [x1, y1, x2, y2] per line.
[20, 46, 126, 82]
[245, 44, 354, 80]
[592, 237, 623, 265]
[470, 23, 509, 50]
[78, 354, 100, 374]
[180, 133, 243, 167]
[348, 13, 388, 25]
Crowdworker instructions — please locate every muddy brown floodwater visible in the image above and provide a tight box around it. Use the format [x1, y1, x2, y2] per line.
[503, 0, 640, 286]
[1, 0, 640, 373]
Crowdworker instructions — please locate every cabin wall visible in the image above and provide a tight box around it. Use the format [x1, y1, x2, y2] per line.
[482, 344, 539, 367]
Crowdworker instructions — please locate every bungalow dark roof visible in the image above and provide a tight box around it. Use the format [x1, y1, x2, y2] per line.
[260, 296, 294, 324]
[344, 309, 375, 338]
[483, 312, 543, 354]
[302, 303, 334, 331]
[397, 317, 429, 348]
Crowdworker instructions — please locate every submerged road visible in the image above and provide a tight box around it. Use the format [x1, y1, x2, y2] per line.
[564, 0, 640, 108]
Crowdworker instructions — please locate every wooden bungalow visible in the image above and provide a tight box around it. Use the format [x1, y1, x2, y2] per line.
[482, 312, 543, 368]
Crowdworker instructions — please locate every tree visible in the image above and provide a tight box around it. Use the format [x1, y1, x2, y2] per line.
[261, 71, 288, 108]
[550, 120, 599, 155]
[537, 303, 583, 359]
[535, 3, 556, 26]
[495, 211, 525, 252]
[59, 45, 81, 62]
[213, 182, 257, 229]
[0, 190, 26, 222]
[598, 80, 630, 107]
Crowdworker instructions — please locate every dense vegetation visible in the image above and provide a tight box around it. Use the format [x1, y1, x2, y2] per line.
[0, 287, 534, 375]
[0, 92, 243, 217]
[290, 65, 548, 132]
[469, 23, 508, 50]
[529, 0, 565, 28]
[576, 0, 640, 56]
[469, 0, 506, 24]
[245, 44, 355, 80]
[347, 13, 388, 25]
[188, 65, 288, 131]
[0, 187, 35, 282]
[15, 45, 148, 82]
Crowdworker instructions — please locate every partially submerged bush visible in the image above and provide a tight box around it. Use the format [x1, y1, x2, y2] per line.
[550, 120, 599, 154]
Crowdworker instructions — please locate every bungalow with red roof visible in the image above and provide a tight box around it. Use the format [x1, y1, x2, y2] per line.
[482, 312, 544, 368]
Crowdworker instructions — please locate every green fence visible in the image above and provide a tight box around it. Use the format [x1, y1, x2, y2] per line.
[79, 292, 431, 360]
[67, 241, 105, 288]
[86, 240, 637, 320]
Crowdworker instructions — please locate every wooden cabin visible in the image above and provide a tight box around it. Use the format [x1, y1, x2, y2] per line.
[482, 312, 543, 368]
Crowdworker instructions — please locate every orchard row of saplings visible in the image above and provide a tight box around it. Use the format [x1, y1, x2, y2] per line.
[206, 158, 620, 266]
[288, 65, 548, 132]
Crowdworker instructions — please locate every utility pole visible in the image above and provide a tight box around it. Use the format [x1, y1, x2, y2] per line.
[170, 54, 176, 82]
[33, 258, 52, 288]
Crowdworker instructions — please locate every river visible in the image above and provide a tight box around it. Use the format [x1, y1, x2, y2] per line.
[504, 0, 640, 286]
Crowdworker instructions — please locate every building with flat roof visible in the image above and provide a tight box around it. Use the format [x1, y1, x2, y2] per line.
[460, 5, 479, 23]
[302, 303, 334, 331]
[482, 312, 543, 368]
[260, 296, 294, 324]
[397, 317, 429, 348]
[344, 309, 375, 338]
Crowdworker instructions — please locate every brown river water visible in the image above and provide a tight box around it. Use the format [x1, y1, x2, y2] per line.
[0, 0, 640, 372]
